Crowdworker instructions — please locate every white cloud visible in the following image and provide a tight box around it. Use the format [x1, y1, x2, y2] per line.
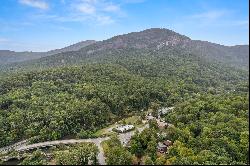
[19, 0, 126, 25]
[215, 20, 249, 28]
[186, 10, 249, 29]
[96, 15, 114, 25]
[0, 20, 35, 32]
[70, 0, 122, 25]
[50, 25, 72, 31]
[184, 10, 234, 28]
[122, 0, 145, 3]
[0, 38, 9, 43]
[103, 4, 120, 12]
[190, 10, 227, 21]
[232, 20, 249, 26]
[74, 0, 121, 14]
[82, 0, 98, 3]
[19, 0, 49, 10]
[76, 3, 96, 14]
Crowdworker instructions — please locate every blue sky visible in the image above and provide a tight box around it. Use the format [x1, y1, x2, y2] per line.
[0, 0, 249, 51]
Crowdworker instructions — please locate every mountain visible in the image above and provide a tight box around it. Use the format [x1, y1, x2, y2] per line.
[0, 40, 96, 65]
[184, 41, 249, 69]
[81, 28, 249, 69]
[2, 28, 248, 71]
[44, 40, 96, 56]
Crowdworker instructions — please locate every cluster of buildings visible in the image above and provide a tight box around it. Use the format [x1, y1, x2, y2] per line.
[114, 107, 175, 153]
[146, 112, 170, 129]
[145, 107, 174, 153]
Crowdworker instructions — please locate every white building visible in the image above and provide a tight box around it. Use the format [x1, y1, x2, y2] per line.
[115, 125, 134, 133]
[146, 115, 155, 120]
[158, 107, 174, 115]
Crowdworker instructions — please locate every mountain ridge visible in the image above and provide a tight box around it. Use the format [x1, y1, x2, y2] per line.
[0, 28, 248, 71]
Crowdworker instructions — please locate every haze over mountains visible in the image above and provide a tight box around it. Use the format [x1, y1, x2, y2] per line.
[0, 40, 96, 65]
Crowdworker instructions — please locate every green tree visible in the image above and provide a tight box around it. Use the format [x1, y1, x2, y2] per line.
[21, 150, 47, 165]
[54, 143, 99, 165]
[155, 156, 166, 165]
[146, 136, 157, 161]
[149, 119, 158, 130]
[106, 146, 132, 165]
[143, 155, 154, 165]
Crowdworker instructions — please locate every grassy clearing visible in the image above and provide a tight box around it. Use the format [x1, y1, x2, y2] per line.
[118, 116, 143, 126]
[94, 124, 118, 137]
[94, 115, 145, 137]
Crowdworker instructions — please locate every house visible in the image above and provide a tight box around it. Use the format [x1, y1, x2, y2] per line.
[157, 140, 172, 153]
[158, 107, 174, 116]
[115, 125, 134, 133]
[157, 142, 167, 153]
[157, 120, 169, 129]
[163, 140, 172, 147]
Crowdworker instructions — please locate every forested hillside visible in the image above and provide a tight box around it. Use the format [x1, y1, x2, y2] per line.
[0, 64, 175, 147]
[0, 57, 248, 147]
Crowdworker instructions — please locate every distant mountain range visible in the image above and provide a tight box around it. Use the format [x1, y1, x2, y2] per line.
[0, 40, 96, 65]
[0, 28, 248, 71]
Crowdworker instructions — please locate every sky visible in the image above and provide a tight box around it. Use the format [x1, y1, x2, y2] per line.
[0, 0, 249, 52]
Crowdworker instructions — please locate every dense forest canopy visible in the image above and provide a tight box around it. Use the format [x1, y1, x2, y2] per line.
[0, 59, 248, 147]
[163, 93, 249, 165]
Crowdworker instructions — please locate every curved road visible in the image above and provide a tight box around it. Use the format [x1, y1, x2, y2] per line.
[0, 124, 149, 165]
[0, 108, 171, 164]
[0, 140, 29, 154]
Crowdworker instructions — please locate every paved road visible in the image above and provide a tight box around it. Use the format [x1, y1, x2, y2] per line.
[0, 138, 109, 165]
[15, 138, 109, 165]
[119, 124, 149, 146]
[0, 109, 173, 165]
[0, 125, 149, 165]
[0, 140, 29, 153]
[15, 138, 108, 152]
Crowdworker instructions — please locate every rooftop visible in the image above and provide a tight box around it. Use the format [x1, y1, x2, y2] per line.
[163, 140, 172, 146]
[158, 107, 174, 114]
[116, 125, 134, 131]
[158, 142, 167, 148]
